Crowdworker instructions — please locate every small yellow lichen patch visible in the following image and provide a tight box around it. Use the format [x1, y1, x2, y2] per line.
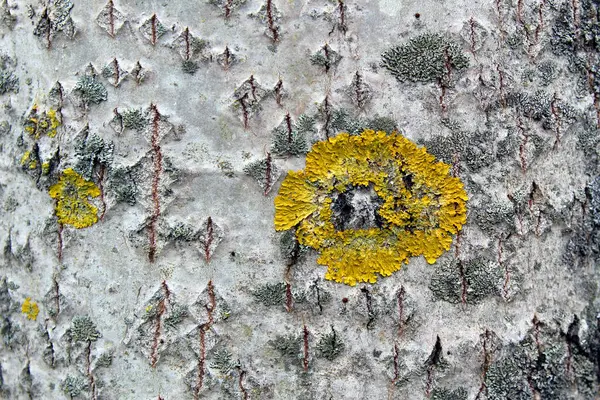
[20, 150, 37, 170]
[24, 105, 61, 139]
[49, 168, 101, 229]
[42, 161, 51, 175]
[21, 297, 39, 321]
[274, 130, 468, 286]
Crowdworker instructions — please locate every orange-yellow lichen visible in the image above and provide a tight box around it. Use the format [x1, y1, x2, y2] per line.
[24, 105, 61, 139]
[274, 130, 468, 286]
[49, 168, 101, 229]
[21, 297, 39, 321]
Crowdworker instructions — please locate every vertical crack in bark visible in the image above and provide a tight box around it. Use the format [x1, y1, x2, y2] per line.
[150, 14, 158, 45]
[361, 287, 375, 329]
[239, 93, 250, 129]
[57, 221, 63, 262]
[392, 343, 400, 384]
[285, 112, 293, 144]
[225, 0, 233, 19]
[193, 325, 206, 400]
[184, 27, 191, 61]
[98, 164, 107, 221]
[204, 217, 214, 262]
[458, 261, 467, 305]
[425, 336, 443, 397]
[338, 0, 347, 33]
[86, 341, 97, 400]
[238, 368, 249, 399]
[148, 104, 162, 263]
[112, 58, 120, 86]
[264, 152, 272, 196]
[475, 329, 493, 399]
[323, 95, 332, 139]
[274, 77, 283, 106]
[107, 0, 115, 37]
[266, 0, 279, 42]
[150, 280, 170, 367]
[517, 116, 528, 173]
[303, 324, 309, 372]
[397, 286, 405, 337]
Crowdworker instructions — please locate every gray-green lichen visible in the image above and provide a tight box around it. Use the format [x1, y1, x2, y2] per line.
[182, 60, 200, 75]
[551, 0, 600, 109]
[537, 61, 558, 87]
[429, 258, 503, 304]
[344, 71, 372, 109]
[271, 334, 301, 366]
[431, 387, 468, 400]
[251, 2, 282, 42]
[74, 129, 114, 181]
[0, 54, 18, 95]
[70, 316, 101, 343]
[210, 348, 238, 374]
[327, 107, 365, 135]
[0, 277, 21, 349]
[316, 326, 344, 361]
[565, 176, 600, 266]
[121, 108, 146, 132]
[306, 279, 332, 313]
[279, 229, 308, 266]
[310, 44, 342, 72]
[317, 103, 398, 138]
[251, 282, 307, 308]
[0, 120, 10, 136]
[270, 115, 309, 157]
[164, 304, 188, 329]
[0, 0, 16, 30]
[61, 374, 87, 398]
[484, 315, 599, 399]
[424, 124, 496, 172]
[474, 199, 515, 235]
[108, 166, 139, 206]
[73, 75, 108, 107]
[162, 221, 197, 242]
[243, 156, 281, 195]
[381, 33, 469, 86]
[33, 0, 75, 46]
[95, 352, 113, 368]
[252, 282, 287, 307]
[366, 115, 398, 133]
[492, 91, 577, 131]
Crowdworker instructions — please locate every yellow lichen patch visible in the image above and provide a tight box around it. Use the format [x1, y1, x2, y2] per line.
[24, 105, 61, 139]
[21, 297, 39, 321]
[274, 170, 319, 230]
[49, 168, 101, 229]
[42, 161, 51, 175]
[20, 150, 37, 170]
[274, 129, 468, 286]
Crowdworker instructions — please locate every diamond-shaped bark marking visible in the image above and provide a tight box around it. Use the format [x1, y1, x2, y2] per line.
[96, 0, 126, 38]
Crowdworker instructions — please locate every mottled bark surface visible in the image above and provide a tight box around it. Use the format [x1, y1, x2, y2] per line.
[0, 0, 598, 399]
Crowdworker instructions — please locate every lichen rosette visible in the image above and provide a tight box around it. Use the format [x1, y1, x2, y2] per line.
[49, 168, 101, 228]
[274, 130, 468, 286]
